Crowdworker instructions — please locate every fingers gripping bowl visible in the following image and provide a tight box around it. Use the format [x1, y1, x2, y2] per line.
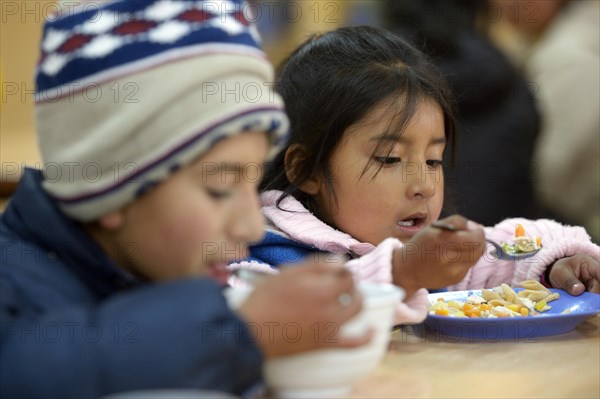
[224, 283, 404, 398]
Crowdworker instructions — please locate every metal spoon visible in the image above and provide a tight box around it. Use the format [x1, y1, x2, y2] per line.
[431, 221, 541, 261]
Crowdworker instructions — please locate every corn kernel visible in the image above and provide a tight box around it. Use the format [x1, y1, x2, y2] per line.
[520, 307, 529, 316]
[535, 300, 547, 312]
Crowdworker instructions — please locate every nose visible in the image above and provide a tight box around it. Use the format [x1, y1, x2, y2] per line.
[229, 186, 265, 244]
[405, 162, 436, 200]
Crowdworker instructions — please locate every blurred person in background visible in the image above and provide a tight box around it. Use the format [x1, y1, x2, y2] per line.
[383, 0, 549, 227]
[494, 0, 600, 243]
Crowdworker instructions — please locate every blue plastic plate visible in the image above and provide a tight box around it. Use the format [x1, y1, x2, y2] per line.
[425, 288, 600, 341]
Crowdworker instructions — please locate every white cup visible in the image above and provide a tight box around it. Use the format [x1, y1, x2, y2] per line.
[225, 282, 404, 398]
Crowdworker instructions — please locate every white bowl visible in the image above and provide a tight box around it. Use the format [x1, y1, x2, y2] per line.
[224, 282, 404, 398]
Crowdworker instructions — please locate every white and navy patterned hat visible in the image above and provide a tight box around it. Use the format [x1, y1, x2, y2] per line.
[35, 0, 289, 221]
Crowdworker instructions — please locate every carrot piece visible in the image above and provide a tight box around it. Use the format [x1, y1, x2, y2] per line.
[536, 236, 542, 247]
[515, 224, 526, 237]
[435, 308, 449, 316]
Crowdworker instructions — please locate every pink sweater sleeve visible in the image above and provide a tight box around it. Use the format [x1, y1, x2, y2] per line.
[346, 238, 429, 325]
[447, 218, 600, 291]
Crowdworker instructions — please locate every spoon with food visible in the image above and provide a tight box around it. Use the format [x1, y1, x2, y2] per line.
[432, 221, 542, 261]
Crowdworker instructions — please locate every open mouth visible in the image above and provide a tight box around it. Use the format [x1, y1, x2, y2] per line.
[397, 213, 427, 229]
[206, 262, 231, 286]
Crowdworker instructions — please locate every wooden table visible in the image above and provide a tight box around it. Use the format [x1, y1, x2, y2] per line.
[351, 315, 600, 398]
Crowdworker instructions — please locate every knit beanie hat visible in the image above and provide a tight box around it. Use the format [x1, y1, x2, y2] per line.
[35, 0, 289, 222]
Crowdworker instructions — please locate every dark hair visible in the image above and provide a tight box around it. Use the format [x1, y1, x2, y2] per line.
[384, 0, 487, 57]
[261, 25, 456, 217]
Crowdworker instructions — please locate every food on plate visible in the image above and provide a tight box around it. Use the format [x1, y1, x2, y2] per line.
[500, 223, 542, 255]
[429, 280, 560, 318]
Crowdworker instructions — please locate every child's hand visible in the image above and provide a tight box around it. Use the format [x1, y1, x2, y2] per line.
[548, 254, 600, 295]
[392, 215, 485, 296]
[236, 258, 371, 358]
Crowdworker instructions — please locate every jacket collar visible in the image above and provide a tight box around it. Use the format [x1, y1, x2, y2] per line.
[260, 190, 375, 257]
[3, 168, 140, 298]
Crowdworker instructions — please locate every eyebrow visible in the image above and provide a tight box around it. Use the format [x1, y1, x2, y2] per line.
[198, 162, 245, 177]
[370, 134, 447, 145]
[199, 161, 267, 178]
[215, 162, 244, 172]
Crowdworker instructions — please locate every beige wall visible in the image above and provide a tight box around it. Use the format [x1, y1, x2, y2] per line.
[263, 1, 346, 66]
[1, 0, 58, 182]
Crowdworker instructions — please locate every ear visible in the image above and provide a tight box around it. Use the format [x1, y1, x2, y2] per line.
[97, 211, 125, 231]
[284, 144, 321, 195]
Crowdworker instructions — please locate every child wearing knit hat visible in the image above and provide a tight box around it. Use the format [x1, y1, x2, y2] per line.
[0, 1, 368, 397]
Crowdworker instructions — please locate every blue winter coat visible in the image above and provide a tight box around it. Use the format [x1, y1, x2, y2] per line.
[0, 169, 263, 398]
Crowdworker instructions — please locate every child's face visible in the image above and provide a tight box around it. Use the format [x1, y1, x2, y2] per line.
[100, 131, 269, 283]
[315, 98, 445, 244]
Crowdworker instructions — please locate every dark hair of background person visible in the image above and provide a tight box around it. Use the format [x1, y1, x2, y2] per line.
[260, 25, 456, 221]
[383, 0, 551, 226]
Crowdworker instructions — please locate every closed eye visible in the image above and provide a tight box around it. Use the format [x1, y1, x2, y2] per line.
[426, 160, 443, 169]
[374, 156, 401, 166]
[206, 187, 234, 200]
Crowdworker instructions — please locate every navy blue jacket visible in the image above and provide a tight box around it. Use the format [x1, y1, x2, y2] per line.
[0, 169, 263, 398]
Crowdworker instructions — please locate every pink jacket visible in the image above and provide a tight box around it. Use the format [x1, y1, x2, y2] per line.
[228, 190, 600, 324]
